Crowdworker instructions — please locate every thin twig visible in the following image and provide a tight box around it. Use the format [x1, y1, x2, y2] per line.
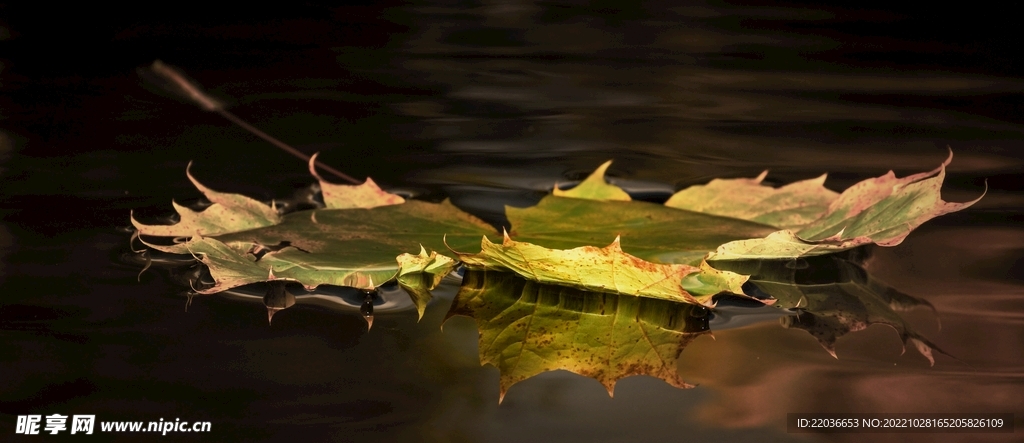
[147, 60, 360, 184]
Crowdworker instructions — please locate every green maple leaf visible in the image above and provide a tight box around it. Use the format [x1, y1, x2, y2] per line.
[455, 233, 747, 306]
[131, 162, 281, 237]
[133, 151, 980, 314]
[134, 158, 496, 319]
[132, 150, 979, 395]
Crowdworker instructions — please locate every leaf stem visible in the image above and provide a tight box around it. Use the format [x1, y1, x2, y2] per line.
[148, 60, 360, 184]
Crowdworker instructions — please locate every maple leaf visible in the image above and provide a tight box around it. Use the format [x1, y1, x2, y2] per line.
[552, 160, 631, 201]
[454, 232, 747, 306]
[396, 246, 457, 320]
[665, 171, 838, 230]
[708, 149, 986, 260]
[308, 153, 405, 209]
[131, 162, 280, 237]
[536, 153, 982, 262]
[506, 195, 774, 266]
[131, 151, 976, 398]
[132, 151, 980, 316]
[133, 160, 496, 319]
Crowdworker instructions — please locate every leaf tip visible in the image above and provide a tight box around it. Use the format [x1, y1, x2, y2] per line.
[909, 337, 936, 366]
[184, 160, 210, 194]
[606, 235, 623, 251]
[823, 344, 838, 359]
[552, 160, 630, 201]
[307, 152, 325, 181]
[754, 170, 768, 183]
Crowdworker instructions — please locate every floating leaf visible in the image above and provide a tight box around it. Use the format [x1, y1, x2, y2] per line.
[446, 271, 711, 401]
[794, 150, 981, 245]
[551, 160, 631, 201]
[308, 153, 405, 209]
[131, 162, 280, 237]
[680, 260, 755, 298]
[709, 150, 984, 261]
[665, 171, 838, 229]
[507, 196, 776, 265]
[396, 246, 457, 320]
[456, 234, 747, 306]
[140, 200, 496, 293]
[133, 151, 980, 331]
[707, 230, 846, 261]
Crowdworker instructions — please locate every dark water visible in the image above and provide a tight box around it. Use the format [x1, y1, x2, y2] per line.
[2, 2, 1023, 441]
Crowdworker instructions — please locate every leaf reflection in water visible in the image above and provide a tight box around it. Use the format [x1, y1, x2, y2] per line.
[713, 253, 944, 365]
[127, 239, 948, 402]
[445, 270, 710, 403]
[447, 251, 946, 402]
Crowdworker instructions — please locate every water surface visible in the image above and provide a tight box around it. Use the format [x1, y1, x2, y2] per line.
[1, 1, 1022, 441]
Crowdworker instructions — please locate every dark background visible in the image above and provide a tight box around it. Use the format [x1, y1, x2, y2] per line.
[1, 1, 1022, 441]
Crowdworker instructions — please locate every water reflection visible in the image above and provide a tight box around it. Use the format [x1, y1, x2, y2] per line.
[448, 270, 711, 400]
[3, 0, 1023, 441]
[128, 238, 949, 406]
[715, 254, 941, 363]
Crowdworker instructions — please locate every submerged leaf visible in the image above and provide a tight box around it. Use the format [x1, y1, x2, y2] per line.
[665, 171, 838, 229]
[552, 160, 631, 201]
[308, 153, 405, 209]
[456, 234, 746, 306]
[131, 162, 280, 237]
[446, 271, 710, 401]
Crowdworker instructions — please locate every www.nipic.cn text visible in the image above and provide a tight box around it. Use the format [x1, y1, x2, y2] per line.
[15, 415, 212, 436]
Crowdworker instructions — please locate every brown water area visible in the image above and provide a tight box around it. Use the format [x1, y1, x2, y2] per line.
[1, 1, 1022, 442]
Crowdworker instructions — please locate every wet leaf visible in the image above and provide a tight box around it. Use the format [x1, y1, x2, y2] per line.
[446, 271, 711, 401]
[396, 246, 457, 320]
[551, 160, 631, 201]
[131, 162, 280, 237]
[507, 196, 776, 265]
[665, 171, 838, 229]
[794, 150, 980, 245]
[162, 200, 494, 293]
[133, 151, 979, 326]
[308, 153, 406, 209]
[708, 150, 984, 261]
[456, 234, 746, 306]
